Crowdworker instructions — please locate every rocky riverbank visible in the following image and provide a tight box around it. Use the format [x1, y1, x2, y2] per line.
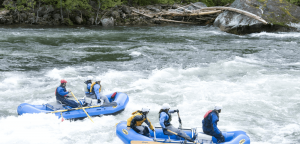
[1, 0, 300, 35]
[0, 2, 220, 27]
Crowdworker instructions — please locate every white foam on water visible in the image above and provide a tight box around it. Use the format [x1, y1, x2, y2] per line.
[249, 32, 300, 38]
[129, 51, 142, 57]
[1, 56, 300, 143]
[45, 67, 78, 80]
[0, 113, 125, 144]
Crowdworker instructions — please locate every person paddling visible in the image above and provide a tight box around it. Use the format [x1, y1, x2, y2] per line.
[90, 78, 110, 105]
[55, 79, 78, 108]
[202, 104, 225, 143]
[159, 103, 194, 142]
[84, 76, 93, 97]
[127, 108, 155, 137]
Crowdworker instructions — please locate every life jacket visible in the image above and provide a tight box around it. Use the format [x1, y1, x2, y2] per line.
[90, 82, 101, 94]
[127, 111, 154, 130]
[159, 111, 172, 127]
[55, 86, 67, 97]
[203, 110, 219, 129]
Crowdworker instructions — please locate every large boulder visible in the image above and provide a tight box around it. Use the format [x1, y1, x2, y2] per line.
[214, 0, 300, 34]
[121, 6, 131, 14]
[75, 16, 83, 24]
[110, 11, 120, 19]
[101, 17, 114, 26]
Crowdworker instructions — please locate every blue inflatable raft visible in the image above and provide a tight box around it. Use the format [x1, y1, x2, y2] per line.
[17, 92, 129, 120]
[116, 121, 250, 144]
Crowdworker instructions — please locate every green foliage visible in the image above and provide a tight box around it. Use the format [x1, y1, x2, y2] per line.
[98, 0, 122, 10]
[199, 0, 234, 6]
[286, 0, 300, 6]
[4, 0, 36, 11]
[63, 0, 91, 11]
[64, 18, 73, 25]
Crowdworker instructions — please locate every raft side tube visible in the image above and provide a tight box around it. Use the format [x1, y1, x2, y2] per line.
[116, 121, 193, 144]
[17, 103, 48, 115]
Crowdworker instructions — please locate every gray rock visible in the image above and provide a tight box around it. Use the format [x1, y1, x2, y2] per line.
[214, 0, 300, 34]
[75, 16, 83, 24]
[88, 17, 94, 25]
[193, 2, 207, 8]
[4, 16, 12, 24]
[53, 14, 60, 21]
[111, 11, 120, 19]
[43, 14, 49, 20]
[146, 5, 160, 12]
[172, 4, 180, 9]
[101, 17, 114, 27]
[20, 13, 27, 22]
[121, 6, 131, 14]
[0, 17, 5, 24]
[186, 2, 207, 11]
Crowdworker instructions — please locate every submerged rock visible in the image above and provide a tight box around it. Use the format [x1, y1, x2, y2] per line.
[214, 0, 300, 34]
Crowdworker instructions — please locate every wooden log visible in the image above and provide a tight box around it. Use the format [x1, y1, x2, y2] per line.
[191, 4, 268, 24]
[131, 9, 153, 18]
[160, 10, 222, 16]
[154, 18, 197, 24]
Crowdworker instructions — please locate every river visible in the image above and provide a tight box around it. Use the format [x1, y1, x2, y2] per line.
[0, 25, 299, 144]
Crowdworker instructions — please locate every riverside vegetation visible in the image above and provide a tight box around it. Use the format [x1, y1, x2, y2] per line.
[0, 0, 300, 34]
[0, 0, 236, 27]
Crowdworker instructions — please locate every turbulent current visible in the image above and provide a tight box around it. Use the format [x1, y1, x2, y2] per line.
[0, 25, 299, 144]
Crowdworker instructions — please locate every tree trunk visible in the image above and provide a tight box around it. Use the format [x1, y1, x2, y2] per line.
[60, 0, 63, 21]
[160, 10, 222, 16]
[191, 4, 268, 24]
[95, 0, 100, 25]
[36, 0, 40, 23]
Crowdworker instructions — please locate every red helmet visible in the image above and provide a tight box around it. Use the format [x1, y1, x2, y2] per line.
[60, 79, 67, 83]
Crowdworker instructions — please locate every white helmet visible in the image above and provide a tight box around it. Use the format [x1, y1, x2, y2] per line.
[95, 78, 101, 82]
[141, 107, 150, 112]
[87, 76, 93, 81]
[214, 104, 222, 110]
[161, 103, 171, 110]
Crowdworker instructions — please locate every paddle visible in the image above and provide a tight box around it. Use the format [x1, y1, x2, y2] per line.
[177, 111, 182, 129]
[70, 92, 94, 123]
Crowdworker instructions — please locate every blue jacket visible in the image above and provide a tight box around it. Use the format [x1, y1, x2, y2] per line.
[56, 86, 69, 98]
[85, 83, 92, 94]
[93, 83, 101, 99]
[159, 110, 175, 128]
[202, 110, 221, 136]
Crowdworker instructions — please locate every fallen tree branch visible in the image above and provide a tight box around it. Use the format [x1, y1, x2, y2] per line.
[191, 4, 268, 24]
[160, 10, 222, 16]
[131, 9, 153, 18]
[154, 18, 197, 24]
